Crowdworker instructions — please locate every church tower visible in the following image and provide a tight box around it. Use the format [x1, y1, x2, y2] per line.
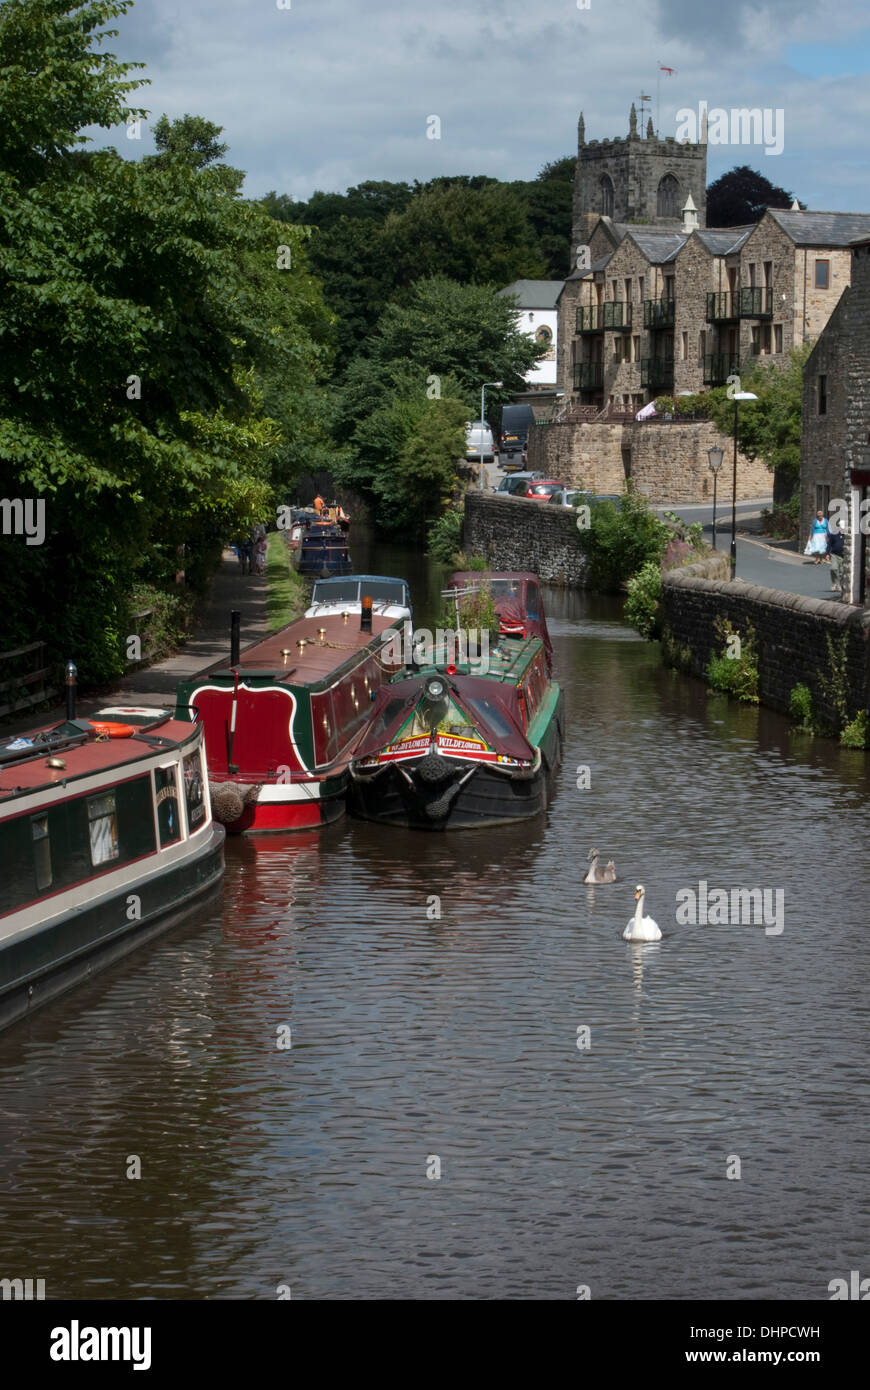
[572, 104, 708, 249]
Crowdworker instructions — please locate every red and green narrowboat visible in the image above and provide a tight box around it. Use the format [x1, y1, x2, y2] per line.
[176, 604, 405, 833]
[0, 703, 225, 1033]
[348, 633, 563, 830]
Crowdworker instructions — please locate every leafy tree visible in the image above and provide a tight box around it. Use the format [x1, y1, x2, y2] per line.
[0, 0, 331, 680]
[152, 112, 228, 168]
[382, 181, 548, 286]
[706, 164, 803, 226]
[702, 344, 811, 500]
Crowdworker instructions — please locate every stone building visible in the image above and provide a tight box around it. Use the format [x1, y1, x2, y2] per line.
[498, 279, 563, 393]
[800, 236, 870, 606]
[559, 109, 870, 417]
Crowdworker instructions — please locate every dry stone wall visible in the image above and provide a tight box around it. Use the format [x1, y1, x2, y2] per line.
[463, 492, 588, 583]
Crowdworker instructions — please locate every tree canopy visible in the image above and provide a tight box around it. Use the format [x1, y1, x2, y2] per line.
[706, 165, 803, 227]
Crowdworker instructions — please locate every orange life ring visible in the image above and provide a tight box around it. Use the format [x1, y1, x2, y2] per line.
[90, 720, 135, 739]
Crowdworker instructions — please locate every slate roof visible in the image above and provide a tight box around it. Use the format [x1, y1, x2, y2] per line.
[766, 209, 870, 247]
[498, 279, 564, 309]
[696, 226, 755, 255]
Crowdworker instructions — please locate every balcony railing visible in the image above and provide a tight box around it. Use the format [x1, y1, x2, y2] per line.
[643, 298, 675, 330]
[640, 357, 674, 390]
[738, 286, 773, 319]
[576, 301, 633, 333]
[706, 288, 773, 322]
[703, 354, 740, 386]
[573, 361, 603, 391]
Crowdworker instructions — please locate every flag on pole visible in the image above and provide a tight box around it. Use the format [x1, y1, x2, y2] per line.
[660, 64, 676, 75]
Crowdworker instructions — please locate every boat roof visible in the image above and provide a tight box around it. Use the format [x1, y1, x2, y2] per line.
[407, 635, 544, 686]
[0, 710, 197, 801]
[184, 611, 399, 688]
[312, 574, 408, 589]
[449, 571, 539, 588]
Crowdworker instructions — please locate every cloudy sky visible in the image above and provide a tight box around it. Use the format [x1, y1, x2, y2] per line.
[99, 0, 870, 210]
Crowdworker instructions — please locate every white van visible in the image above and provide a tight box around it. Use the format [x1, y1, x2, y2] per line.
[464, 420, 495, 464]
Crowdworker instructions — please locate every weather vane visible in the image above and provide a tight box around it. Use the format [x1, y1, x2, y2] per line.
[638, 93, 652, 134]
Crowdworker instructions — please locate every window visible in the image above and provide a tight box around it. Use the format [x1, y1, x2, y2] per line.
[816, 483, 831, 514]
[818, 375, 827, 415]
[633, 335, 640, 361]
[624, 278, 632, 306]
[155, 765, 182, 847]
[31, 815, 52, 891]
[610, 279, 618, 302]
[88, 791, 119, 867]
[761, 325, 772, 354]
[638, 276, 645, 302]
[815, 259, 830, 289]
[599, 175, 614, 217]
[751, 325, 760, 354]
[774, 324, 783, 353]
[699, 329, 706, 360]
[763, 260, 772, 287]
[183, 750, 206, 831]
[681, 331, 688, 360]
[664, 277, 675, 301]
[656, 174, 680, 218]
[748, 262, 756, 287]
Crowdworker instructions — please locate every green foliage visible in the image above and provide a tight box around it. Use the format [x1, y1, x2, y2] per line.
[788, 682, 816, 732]
[440, 580, 496, 635]
[427, 506, 463, 563]
[841, 710, 869, 749]
[706, 164, 802, 227]
[625, 560, 663, 639]
[577, 486, 670, 590]
[265, 531, 306, 631]
[660, 625, 694, 673]
[760, 493, 800, 539]
[702, 344, 811, 490]
[382, 180, 548, 287]
[818, 632, 851, 733]
[0, 0, 332, 683]
[653, 393, 708, 418]
[706, 617, 759, 703]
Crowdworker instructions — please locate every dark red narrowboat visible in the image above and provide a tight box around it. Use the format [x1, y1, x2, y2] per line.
[448, 571, 553, 673]
[0, 704, 225, 1033]
[176, 605, 405, 833]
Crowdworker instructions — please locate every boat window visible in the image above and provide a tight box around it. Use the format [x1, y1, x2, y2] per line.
[88, 791, 119, 866]
[31, 814, 52, 891]
[526, 582, 540, 619]
[313, 580, 359, 603]
[155, 765, 182, 847]
[488, 580, 520, 600]
[183, 751, 206, 832]
[462, 696, 519, 741]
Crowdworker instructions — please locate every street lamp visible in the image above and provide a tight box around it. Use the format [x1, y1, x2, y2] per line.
[730, 390, 758, 575]
[480, 380, 503, 490]
[707, 444, 724, 549]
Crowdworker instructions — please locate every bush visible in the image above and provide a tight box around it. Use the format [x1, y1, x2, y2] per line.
[841, 709, 869, 749]
[706, 616, 759, 702]
[578, 484, 670, 590]
[788, 682, 815, 732]
[440, 579, 496, 633]
[760, 493, 799, 539]
[427, 506, 464, 563]
[625, 560, 663, 639]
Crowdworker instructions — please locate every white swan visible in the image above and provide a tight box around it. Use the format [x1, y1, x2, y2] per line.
[584, 847, 617, 884]
[623, 884, 661, 941]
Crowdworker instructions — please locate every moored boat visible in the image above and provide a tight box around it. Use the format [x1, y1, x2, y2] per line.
[449, 570, 553, 672]
[305, 574, 411, 623]
[176, 603, 405, 833]
[293, 517, 352, 576]
[0, 701, 225, 1033]
[348, 633, 563, 830]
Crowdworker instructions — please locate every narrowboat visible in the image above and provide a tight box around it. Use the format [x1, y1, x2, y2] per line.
[0, 701, 225, 1033]
[305, 575, 412, 623]
[449, 570, 553, 673]
[176, 603, 405, 833]
[348, 635, 563, 830]
[293, 518, 352, 576]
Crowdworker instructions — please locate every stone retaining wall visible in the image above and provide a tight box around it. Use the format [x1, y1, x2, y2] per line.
[662, 558, 870, 723]
[527, 419, 772, 504]
[463, 491, 588, 584]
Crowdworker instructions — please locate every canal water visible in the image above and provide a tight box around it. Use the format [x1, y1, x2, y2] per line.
[1, 535, 868, 1300]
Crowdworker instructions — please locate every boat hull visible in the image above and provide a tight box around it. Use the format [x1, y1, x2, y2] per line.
[0, 824, 225, 1033]
[210, 772, 348, 834]
[349, 691, 563, 830]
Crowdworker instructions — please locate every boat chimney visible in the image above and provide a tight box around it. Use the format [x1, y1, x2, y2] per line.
[65, 660, 77, 720]
[230, 610, 240, 666]
[360, 594, 373, 633]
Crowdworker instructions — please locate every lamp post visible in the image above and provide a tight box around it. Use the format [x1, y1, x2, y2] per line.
[729, 390, 758, 576]
[707, 444, 723, 549]
[480, 380, 502, 490]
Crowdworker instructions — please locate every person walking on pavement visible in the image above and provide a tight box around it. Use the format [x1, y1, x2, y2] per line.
[805, 509, 829, 564]
[827, 512, 845, 596]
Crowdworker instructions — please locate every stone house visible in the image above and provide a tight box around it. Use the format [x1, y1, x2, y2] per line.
[801, 236, 870, 605]
[498, 279, 563, 392]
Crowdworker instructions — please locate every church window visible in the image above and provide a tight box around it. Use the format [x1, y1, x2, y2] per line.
[599, 175, 614, 217]
[656, 174, 680, 218]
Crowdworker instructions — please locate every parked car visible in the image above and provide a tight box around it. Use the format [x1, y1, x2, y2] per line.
[548, 488, 625, 509]
[464, 420, 495, 464]
[524, 479, 567, 500]
[502, 451, 528, 473]
[500, 403, 537, 462]
[496, 470, 542, 495]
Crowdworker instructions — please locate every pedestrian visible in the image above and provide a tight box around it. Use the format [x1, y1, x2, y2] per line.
[805, 509, 829, 564]
[253, 524, 267, 576]
[827, 515, 845, 595]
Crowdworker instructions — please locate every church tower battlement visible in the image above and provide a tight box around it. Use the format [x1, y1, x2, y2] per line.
[572, 104, 707, 248]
